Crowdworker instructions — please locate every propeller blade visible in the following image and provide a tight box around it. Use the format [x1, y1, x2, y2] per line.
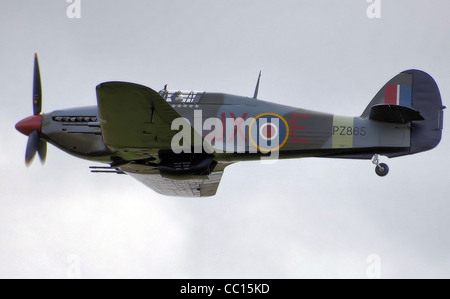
[33, 53, 42, 115]
[25, 130, 40, 166]
[38, 139, 47, 164]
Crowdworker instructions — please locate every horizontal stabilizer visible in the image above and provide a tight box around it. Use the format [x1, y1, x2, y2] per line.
[369, 104, 424, 123]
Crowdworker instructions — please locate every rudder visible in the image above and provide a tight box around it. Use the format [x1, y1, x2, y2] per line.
[407, 70, 444, 154]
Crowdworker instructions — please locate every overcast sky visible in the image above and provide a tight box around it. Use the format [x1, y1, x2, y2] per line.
[1, 0, 449, 278]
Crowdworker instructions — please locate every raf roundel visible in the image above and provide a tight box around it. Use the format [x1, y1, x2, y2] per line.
[249, 113, 289, 152]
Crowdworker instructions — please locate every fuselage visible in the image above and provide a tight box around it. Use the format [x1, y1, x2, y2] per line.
[40, 91, 411, 165]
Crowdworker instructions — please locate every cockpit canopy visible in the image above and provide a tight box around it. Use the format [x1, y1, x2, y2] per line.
[158, 88, 204, 103]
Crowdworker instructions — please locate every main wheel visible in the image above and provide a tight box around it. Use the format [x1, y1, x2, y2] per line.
[375, 163, 389, 177]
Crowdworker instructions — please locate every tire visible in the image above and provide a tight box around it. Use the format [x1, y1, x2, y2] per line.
[375, 163, 389, 177]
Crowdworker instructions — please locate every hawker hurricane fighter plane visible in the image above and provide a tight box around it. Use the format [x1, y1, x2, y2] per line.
[16, 54, 444, 197]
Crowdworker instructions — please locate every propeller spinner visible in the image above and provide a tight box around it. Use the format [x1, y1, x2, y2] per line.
[15, 53, 47, 166]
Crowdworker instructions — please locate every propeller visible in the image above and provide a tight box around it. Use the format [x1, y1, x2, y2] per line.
[33, 53, 42, 115]
[15, 53, 47, 166]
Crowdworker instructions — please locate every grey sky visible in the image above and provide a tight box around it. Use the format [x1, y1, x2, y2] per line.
[1, 0, 449, 278]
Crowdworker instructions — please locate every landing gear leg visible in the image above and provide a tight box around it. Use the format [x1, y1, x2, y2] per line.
[372, 154, 389, 177]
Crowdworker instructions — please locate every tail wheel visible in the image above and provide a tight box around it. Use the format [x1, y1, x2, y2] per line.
[375, 163, 389, 177]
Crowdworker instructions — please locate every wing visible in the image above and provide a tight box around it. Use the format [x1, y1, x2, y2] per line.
[96, 82, 190, 160]
[119, 162, 231, 197]
[96, 81, 225, 197]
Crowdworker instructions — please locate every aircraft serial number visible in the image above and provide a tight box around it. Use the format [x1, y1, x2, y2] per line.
[332, 126, 366, 136]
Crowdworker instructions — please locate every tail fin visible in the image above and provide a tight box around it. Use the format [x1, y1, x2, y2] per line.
[362, 70, 444, 154]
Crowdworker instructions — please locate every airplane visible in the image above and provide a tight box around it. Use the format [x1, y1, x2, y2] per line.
[15, 54, 444, 197]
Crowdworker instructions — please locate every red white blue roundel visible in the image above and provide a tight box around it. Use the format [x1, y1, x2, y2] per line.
[249, 113, 289, 152]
